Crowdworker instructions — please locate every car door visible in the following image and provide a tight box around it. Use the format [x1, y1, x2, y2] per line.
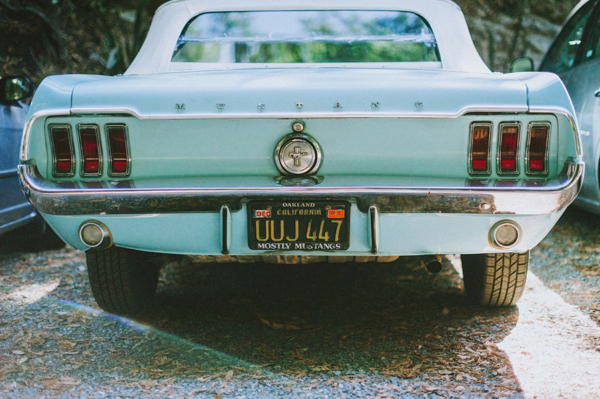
[0, 101, 35, 234]
[564, 2, 600, 207]
[540, 0, 600, 208]
[540, 1, 595, 85]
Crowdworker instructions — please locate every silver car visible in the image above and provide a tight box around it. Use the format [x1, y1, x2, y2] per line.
[537, 0, 600, 214]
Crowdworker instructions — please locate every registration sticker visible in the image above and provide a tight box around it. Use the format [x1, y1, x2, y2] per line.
[254, 210, 271, 218]
[327, 209, 345, 219]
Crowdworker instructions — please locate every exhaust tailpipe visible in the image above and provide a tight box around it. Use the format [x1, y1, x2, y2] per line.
[421, 255, 443, 274]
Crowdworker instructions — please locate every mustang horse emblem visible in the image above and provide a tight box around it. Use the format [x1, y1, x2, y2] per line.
[289, 146, 308, 166]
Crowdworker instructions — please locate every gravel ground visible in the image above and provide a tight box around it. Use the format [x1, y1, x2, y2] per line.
[530, 207, 600, 324]
[0, 206, 598, 398]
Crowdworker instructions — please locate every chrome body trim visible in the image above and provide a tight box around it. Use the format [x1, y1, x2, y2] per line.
[19, 160, 583, 216]
[22, 105, 583, 162]
[0, 211, 37, 236]
[0, 169, 18, 179]
[369, 205, 379, 255]
[221, 205, 231, 255]
[496, 122, 521, 176]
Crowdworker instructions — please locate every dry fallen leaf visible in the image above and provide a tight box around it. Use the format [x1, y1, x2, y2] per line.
[57, 377, 82, 386]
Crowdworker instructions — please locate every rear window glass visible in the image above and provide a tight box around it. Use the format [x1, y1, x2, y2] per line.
[172, 10, 440, 63]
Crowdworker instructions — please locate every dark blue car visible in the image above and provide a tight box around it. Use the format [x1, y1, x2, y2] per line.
[0, 75, 63, 248]
[0, 76, 36, 236]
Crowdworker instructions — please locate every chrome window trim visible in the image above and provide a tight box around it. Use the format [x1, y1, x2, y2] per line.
[468, 122, 493, 176]
[105, 124, 132, 177]
[77, 124, 103, 178]
[496, 122, 521, 176]
[48, 124, 75, 178]
[525, 121, 552, 176]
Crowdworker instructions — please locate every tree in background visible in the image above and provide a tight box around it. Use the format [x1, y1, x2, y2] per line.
[456, 0, 580, 71]
[0, 0, 585, 83]
[0, 0, 164, 83]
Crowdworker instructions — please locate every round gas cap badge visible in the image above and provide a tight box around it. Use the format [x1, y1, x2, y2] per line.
[275, 133, 322, 176]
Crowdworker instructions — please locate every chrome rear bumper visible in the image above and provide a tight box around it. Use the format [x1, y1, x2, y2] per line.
[19, 160, 583, 217]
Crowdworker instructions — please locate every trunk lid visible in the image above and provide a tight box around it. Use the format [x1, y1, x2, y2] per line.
[71, 68, 528, 116]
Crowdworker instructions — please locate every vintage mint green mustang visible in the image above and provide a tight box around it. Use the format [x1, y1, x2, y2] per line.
[20, 0, 583, 313]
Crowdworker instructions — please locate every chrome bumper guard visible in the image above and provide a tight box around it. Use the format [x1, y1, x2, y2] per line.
[19, 161, 583, 216]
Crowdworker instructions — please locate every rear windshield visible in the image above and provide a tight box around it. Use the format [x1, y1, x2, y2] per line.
[172, 10, 440, 63]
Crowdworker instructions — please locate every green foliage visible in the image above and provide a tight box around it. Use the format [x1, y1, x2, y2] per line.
[0, 0, 165, 84]
[0, 0, 588, 80]
[454, 0, 581, 71]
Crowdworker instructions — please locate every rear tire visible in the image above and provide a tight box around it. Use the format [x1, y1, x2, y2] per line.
[86, 247, 160, 314]
[461, 251, 529, 306]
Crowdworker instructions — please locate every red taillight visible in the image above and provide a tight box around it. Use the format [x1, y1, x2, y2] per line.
[50, 126, 74, 176]
[79, 126, 101, 175]
[499, 123, 520, 173]
[527, 124, 550, 174]
[107, 125, 129, 175]
[470, 123, 491, 174]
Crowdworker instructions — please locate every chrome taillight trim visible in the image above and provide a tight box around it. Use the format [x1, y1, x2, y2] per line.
[77, 124, 103, 177]
[468, 122, 493, 176]
[496, 122, 521, 176]
[525, 122, 551, 176]
[105, 124, 131, 177]
[49, 124, 75, 178]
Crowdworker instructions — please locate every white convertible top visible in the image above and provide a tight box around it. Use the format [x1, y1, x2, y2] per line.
[126, 0, 490, 75]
